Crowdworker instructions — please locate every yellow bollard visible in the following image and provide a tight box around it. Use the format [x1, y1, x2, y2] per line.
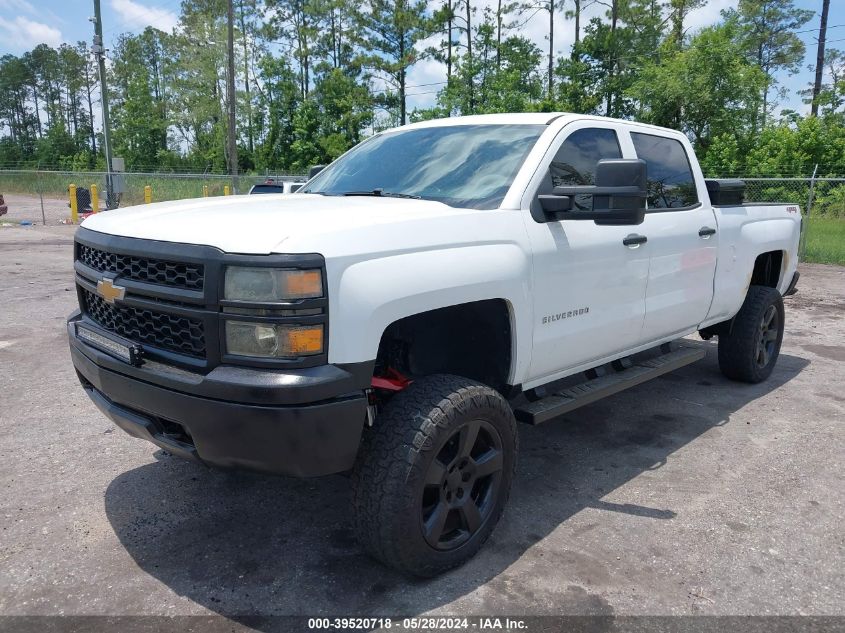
[90, 184, 99, 214]
[224, 185, 231, 196]
[69, 184, 78, 224]
[203, 185, 209, 197]
[144, 185, 152, 204]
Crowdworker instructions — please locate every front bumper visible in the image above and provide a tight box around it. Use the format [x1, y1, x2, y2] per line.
[68, 312, 370, 477]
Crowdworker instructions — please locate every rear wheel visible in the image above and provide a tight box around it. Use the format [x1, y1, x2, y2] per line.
[351, 374, 517, 577]
[718, 285, 785, 383]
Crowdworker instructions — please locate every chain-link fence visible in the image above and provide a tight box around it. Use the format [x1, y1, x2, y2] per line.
[1, 169, 842, 264]
[742, 178, 845, 218]
[0, 169, 307, 224]
[2, 169, 844, 224]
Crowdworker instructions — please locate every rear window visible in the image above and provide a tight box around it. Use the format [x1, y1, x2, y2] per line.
[249, 184, 286, 194]
[631, 132, 699, 209]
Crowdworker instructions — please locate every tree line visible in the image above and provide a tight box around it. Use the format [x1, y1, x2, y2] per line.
[0, 0, 843, 177]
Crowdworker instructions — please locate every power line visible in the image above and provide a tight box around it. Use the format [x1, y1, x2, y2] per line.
[370, 80, 448, 95]
[405, 89, 443, 97]
[796, 23, 844, 35]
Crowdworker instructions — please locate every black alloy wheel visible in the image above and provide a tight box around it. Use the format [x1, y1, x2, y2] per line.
[755, 304, 780, 369]
[421, 419, 504, 550]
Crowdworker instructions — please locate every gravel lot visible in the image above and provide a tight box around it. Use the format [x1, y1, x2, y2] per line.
[0, 194, 72, 226]
[0, 224, 842, 621]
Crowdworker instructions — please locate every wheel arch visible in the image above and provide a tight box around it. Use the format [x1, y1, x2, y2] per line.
[374, 299, 517, 395]
[701, 251, 787, 339]
[751, 249, 785, 290]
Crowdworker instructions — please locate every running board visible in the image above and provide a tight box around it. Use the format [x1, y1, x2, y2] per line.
[513, 346, 706, 425]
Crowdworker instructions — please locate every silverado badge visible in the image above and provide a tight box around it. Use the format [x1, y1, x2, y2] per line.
[96, 278, 126, 304]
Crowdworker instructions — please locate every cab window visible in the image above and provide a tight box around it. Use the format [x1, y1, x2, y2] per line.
[631, 132, 699, 208]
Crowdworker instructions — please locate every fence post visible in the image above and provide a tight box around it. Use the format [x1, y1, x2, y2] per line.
[144, 185, 152, 204]
[801, 165, 818, 261]
[224, 185, 231, 196]
[37, 169, 46, 226]
[203, 185, 209, 197]
[90, 184, 99, 214]
[806, 164, 818, 216]
[69, 184, 78, 224]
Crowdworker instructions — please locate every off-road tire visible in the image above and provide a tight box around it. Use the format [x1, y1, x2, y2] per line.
[351, 374, 518, 577]
[718, 285, 785, 383]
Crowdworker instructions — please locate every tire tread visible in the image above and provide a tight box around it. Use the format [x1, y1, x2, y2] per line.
[351, 374, 517, 576]
[718, 285, 784, 383]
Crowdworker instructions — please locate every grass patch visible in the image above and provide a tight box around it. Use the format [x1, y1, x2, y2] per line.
[0, 170, 248, 206]
[804, 216, 845, 265]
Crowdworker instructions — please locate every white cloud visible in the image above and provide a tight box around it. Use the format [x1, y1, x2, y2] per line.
[0, 0, 35, 13]
[110, 0, 178, 33]
[686, 0, 737, 34]
[0, 0, 64, 32]
[407, 57, 448, 111]
[0, 15, 62, 51]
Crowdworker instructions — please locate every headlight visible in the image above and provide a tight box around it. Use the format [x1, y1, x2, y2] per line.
[224, 266, 323, 302]
[225, 321, 324, 358]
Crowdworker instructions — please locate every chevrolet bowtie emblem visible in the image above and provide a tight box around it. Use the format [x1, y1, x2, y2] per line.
[96, 278, 126, 304]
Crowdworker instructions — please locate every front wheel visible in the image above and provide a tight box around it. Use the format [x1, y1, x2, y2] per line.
[351, 374, 517, 577]
[718, 285, 785, 383]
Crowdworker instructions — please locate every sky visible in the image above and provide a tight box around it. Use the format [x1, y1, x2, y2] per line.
[0, 0, 842, 118]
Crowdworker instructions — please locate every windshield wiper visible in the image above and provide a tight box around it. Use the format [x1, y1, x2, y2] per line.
[342, 188, 421, 199]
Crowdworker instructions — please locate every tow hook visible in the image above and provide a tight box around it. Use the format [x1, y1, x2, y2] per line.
[371, 367, 413, 391]
[365, 389, 377, 427]
[366, 368, 413, 426]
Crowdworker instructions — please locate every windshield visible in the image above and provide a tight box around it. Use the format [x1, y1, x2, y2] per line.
[303, 124, 546, 209]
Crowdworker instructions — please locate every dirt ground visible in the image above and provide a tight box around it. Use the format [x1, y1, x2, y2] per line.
[0, 194, 72, 226]
[0, 224, 842, 623]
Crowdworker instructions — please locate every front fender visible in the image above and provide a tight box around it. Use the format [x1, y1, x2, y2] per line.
[326, 243, 533, 384]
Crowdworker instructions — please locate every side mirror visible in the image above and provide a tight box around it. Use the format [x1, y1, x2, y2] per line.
[308, 165, 326, 179]
[539, 158, 647, 225]
[538, 194, 572, 215]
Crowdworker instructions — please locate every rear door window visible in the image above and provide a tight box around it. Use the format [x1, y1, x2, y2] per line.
[630, 132, 699, 209]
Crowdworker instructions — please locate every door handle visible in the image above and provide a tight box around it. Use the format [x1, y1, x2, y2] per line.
[699, 226, 716, 238]
[623, 234, 648, 247]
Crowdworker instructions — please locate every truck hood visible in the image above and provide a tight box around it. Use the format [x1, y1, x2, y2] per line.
[81, 193, 482, 255]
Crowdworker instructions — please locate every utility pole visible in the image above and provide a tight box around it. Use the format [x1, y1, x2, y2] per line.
[226, 0, 238, 179]
[548, 0, 554, 97]
[90, 0, 114, 205]
[811, 0, 830, 117]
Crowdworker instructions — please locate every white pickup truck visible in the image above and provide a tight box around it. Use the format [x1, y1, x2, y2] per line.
[68, 113, 801, 576]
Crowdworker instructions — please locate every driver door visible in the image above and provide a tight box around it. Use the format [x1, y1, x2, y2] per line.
[522, 123, 650, 385]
